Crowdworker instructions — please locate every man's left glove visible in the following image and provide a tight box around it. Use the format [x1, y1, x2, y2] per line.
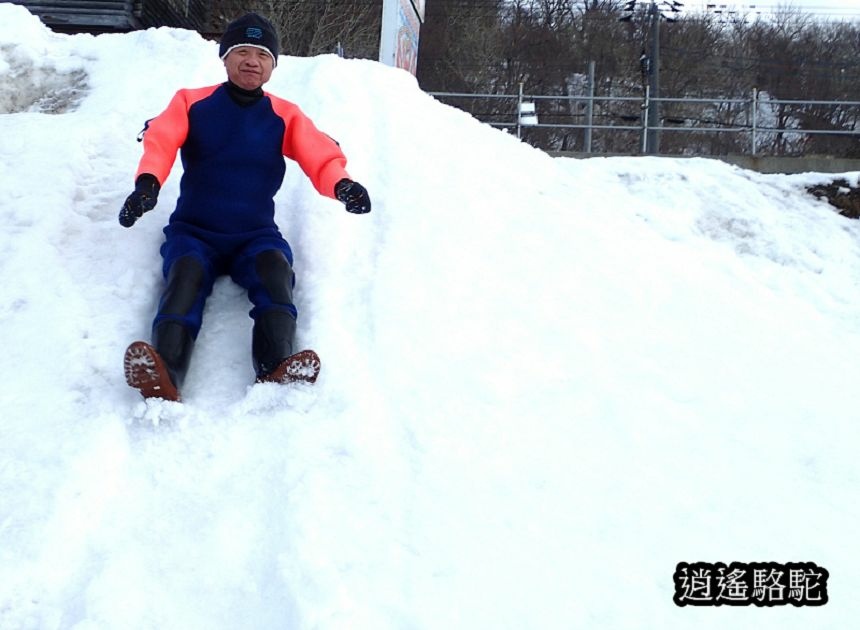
[119, 173, 160, 228]
[335, 179, 371, 214]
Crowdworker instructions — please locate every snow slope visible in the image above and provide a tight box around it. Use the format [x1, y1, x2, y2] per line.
[1, 5, 859, 628]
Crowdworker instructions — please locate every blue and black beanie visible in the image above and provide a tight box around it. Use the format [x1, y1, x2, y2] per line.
[219, 13, 279, 66]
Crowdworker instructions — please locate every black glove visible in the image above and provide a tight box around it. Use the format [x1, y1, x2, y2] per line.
[335, 178, 371, 214]
[119, 174, 160, 228]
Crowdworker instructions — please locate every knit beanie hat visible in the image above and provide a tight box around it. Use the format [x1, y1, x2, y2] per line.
[219, 13, 279, 66]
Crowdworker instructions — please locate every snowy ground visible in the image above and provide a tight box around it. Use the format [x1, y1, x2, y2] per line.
[1, 5, 859, 629]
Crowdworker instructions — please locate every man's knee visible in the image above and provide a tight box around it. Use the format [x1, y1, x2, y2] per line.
[254, 249, 293, 305]
[160, 255, 206, 316]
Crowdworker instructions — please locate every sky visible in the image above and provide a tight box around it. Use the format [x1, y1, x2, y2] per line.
[1, 3, 860, 629]
[684, 0, 860, 20]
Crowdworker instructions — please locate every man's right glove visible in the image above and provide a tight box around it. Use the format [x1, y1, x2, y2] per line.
[119, 174, 160, 228]
[335, 178, 372, 214]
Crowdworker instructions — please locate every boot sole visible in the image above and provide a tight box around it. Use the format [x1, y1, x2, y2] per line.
[124, 341, 181, 402]
[257, 349, 321, 385]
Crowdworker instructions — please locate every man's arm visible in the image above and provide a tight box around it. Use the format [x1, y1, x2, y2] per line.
[270, 98, 351, 199]
[135, 88, 208, 185]
[120, 87, 215, 227]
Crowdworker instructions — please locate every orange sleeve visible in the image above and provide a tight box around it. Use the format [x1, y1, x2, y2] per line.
[269, 95, 351, 199]
[135, 86, 218, 185]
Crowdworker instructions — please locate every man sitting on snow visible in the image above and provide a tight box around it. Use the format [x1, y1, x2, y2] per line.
[119, 12, 371, 402]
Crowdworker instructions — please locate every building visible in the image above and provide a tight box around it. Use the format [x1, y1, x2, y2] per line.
[10, 0, 209, 33]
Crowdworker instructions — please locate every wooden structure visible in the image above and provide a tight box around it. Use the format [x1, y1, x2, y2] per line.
[11, 0, 209, 33]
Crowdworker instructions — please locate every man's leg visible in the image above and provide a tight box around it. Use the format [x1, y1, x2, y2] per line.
[131, 231, 217, 397]
[152, 254, 210, 390]
[231, 240, 298, 379]
[125, 246, 215, 400]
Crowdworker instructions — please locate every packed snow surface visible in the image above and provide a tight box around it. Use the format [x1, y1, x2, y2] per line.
[1, 5, 859, 629]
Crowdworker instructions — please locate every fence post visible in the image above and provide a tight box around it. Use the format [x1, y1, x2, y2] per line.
[642, 85, 650, 154]
[751, 88, 758, 156]
[517, 82, 524, 139]
[585, 61, 595, 153]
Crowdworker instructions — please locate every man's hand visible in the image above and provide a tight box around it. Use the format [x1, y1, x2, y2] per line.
[119, 174, 160, 227]
[335, 179, 371, 215]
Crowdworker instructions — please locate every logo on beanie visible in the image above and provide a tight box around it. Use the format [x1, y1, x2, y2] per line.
[245, 27, 263, 39]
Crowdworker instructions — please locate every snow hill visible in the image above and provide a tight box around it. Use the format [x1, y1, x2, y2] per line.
[1, 5, 859, 629]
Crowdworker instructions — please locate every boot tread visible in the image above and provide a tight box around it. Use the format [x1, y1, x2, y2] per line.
[124, 341, 181, 402]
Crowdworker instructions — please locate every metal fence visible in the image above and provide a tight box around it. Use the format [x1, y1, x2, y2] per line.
[427, 87, 860, 157]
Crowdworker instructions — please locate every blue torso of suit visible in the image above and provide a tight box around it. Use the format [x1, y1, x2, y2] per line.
[172, 85, 287, 234]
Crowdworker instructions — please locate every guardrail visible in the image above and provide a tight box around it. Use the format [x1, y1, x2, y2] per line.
[428, 88, 860, 157]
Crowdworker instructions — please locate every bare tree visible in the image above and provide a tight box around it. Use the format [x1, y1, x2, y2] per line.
[416, 0, 860, 156]
[209, 0, 382, 59]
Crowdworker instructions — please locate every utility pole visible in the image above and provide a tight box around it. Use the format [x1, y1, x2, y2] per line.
[622, 1, 682, 155]
[646, 0, 661, 155]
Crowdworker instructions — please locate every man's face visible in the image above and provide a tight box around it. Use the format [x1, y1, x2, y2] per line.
[224, 46, 274, 91]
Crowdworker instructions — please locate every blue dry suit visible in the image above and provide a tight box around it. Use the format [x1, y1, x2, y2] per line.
[135, 80, 351, 379]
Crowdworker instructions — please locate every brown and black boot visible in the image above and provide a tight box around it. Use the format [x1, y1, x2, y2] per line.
[124, 341, 181, 401]
[256, 349, 321, 385]
[253, 310, 321, 384]
[124, 321, 194, 401]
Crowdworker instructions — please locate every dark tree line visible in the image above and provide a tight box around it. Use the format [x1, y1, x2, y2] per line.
[416, 0, 860, 157]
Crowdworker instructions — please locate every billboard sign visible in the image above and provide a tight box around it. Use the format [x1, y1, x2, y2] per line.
[379, 0, 423, 76]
